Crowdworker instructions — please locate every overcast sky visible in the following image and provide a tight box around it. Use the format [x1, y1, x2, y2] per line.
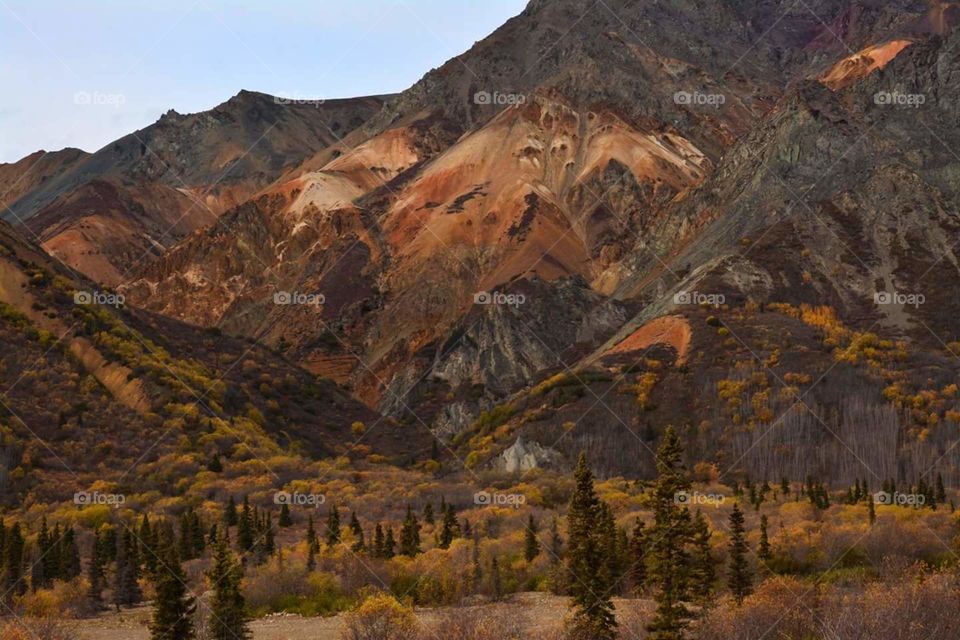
[0, 0, 527, 163]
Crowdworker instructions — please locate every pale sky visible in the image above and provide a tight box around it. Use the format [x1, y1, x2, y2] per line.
[0, 0, 528, 163]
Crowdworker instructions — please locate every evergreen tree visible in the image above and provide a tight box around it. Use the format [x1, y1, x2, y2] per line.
[868, 494, 876, 525]
[439, 505, 457, 550]
[422, 503, 435, 526]
[524, 515, 540, 562]
[207, 535, 250, 640]
[373, 523, 385, 557]
[306, 515, 318, 554]
[566, 453, 617, 640]
[114, 529, 142, 608]
[349, 512, 365, 553]
[179, 510, 195, 561]
[627, 518, 646, 592]
[936, 473, 947, 505]
[35, 517, 51, 588]
[757, 515, 771, 564]
[261, 512, 275, 558]
[471, 528, 482, 589]
[149, 544, 195, 640]
[140, 515, 158, 576]
[549, 517, 563, 564]
[237, 497, 254, 552]
[2, 522, 25, 599]
[384, 527, 396, 559]
[29, 545, 44, 593]
[646, 426, 694, 640]
[224, 496, 238, 528]
[59, 526, 81, 579]
[278, 503, 292, 528]
[191, 511, 205, 556]
[87, 528, 105, 609]
[689, 511, 715, 601]
[325, 506, 341, 547]
[598, 502, 626, 594]
[491, 556, 502, 600]
[399, 506, 421, 557]
[727, 503, 752, 605]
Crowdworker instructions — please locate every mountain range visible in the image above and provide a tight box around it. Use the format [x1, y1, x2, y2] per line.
[3, 0, 960, 497]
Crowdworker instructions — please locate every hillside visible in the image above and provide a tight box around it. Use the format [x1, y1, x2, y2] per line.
[0, 221, 428, 509]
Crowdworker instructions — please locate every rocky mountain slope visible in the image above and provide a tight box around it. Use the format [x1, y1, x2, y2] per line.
[0, 221, 427, 507]
[8, 0, 960, 485]
[3, 92, 390, 286]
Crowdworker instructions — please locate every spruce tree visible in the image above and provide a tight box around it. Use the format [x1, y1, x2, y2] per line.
[757, 514, 771, 564]
[549, 517, 563, 563]
[727, 502, 752, 605]
[349, 512, 365, 553]
[191, 511, 205, 556]
[689, 511, 715, 601]
[373, 523, 385, 557]
[237, 497, 253, 552]
[35, 517, 51, 588]
[29, 546, 44, 593]
[524, 515, 540, 562]
[224, 497, 238, 528]
[325, 506, 341, 547]
[599, 502, 626, 594]
[439, 506, 457, 550]
[278, 503, 292, 528]
[384, 528, 396, 559]
[261, 512, 275, 558]
[646, 426, 694, 640]
[628, 518, 646, 592]
[491, 556, 503, 600]
[149, 544, 195, 640]
[207, 535, 250, 640]
[2, 522, 24, 600]
[306, 515, 318, 554]
[60, 526, 81, 579]
[566, 453, 617, 640]
[422, 503, 435, 526]
[399, 506, 420, 557]
[471, 528, 482, 589]
[140, 515, 158, 576]
[87, 528, 105, 609]
[114, 529, 142, 608]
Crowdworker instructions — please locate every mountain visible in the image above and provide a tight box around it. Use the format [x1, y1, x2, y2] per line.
[0, 220, 430, 506]
[9, 0, 960, 485]
[0, 149, 89, 212]
[3, 91, 391, 286]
